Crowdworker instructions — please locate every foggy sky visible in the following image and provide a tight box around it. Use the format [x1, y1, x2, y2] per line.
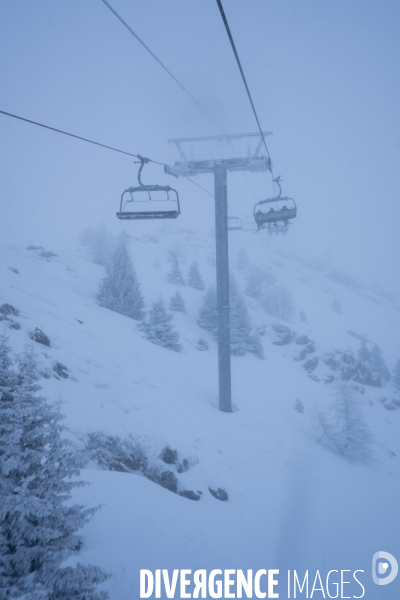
[1, 0, 399, 293]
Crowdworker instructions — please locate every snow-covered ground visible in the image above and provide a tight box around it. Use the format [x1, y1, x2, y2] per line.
[1, 226, 399, 599]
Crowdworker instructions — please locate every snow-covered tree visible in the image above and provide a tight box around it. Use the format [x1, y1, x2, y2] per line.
[299, 310, 308, 323]
[393, 359, 400, 393]
[197, 280, 264, 358]
[0, 344, 108, 599]
[235, 247, 249, 271]
[370, 344, 390, 386]
[316, 382, 374, 463]
[79, 224, 116, 266]
[244, 266, 275, 299]
[169, 289, 186, 314]
[167, 252, 185, 286]
[97, 240, 144, 320]
[187, 262, 205, 291]
[139, 297, 182, 352]
[260, 282, 294, 321]
[230, 277, 264, 359]
[0, 334, 15, 397]
[197, 287, 218, 338]
[352, 340, 388, 388]
[331, 297, 342, 314]
[196, 338, 209, 351]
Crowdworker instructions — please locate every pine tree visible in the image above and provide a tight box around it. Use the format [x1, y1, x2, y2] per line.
[197, 281, 263, 358]
[230, 278, 252, 356]
[80, 224, 116, 266]
[139, 297, 182, 352]
[244, 266, 275, 299]
[316, 382, 374, 463]
[299, 310, 308, 323]
[169, 289, 186, 313]
[197, 287, 218, 338]
[187, 262, 205, 291]
[393, 359, 400, 393]
[260, 282, 294, 321]
[0, 334, 15, 396]
[370, 344, 390, 386]
[97, 240, 144, 320]
[247, 333, 265, 360]
[230, 277, 264, 359]
[235, 247, 249, 271]
[196, 338, 209, 351]
[167, 253, 185, 286]
[0, 344, 108, 599]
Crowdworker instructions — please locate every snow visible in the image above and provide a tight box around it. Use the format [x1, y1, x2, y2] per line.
[1, 227, 399, 599]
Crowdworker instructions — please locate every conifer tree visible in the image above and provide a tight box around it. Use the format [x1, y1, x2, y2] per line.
[139, 297, 182, 352]
[235, 247, 250, 271]
[187, 262, 205, 291]
[370, 344, 390, 386]
[244, 266, 274, 299]
[393, 359, 400, 392]
[169, 289, 186, 314]
[0, 344, 107, 599]
[260, 282, 294, 321]
[97, 240, 144, 320]
[316, 382, 374, 463]
[197, 287, 218, 338]
[80, 224, 116, 266]
[197, 281, 264, 358]
[230, 277, 264, 359]
[167, 252, 185, 286]
[299, 310, 308, 323]
[0, 334, 15, 396]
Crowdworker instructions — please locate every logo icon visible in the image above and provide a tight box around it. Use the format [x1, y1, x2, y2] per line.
[372, 551, 398, 585]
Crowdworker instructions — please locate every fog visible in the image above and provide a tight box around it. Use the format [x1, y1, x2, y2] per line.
[1, 0, 399, 293]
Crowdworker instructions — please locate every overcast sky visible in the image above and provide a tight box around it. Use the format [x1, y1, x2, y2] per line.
[1, 0, 399, 292]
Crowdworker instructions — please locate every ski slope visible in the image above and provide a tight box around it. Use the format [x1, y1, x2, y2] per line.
[1, 227, 399, 599]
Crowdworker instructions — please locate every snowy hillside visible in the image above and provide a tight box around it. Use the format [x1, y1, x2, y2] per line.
[1, 227, 400, 599]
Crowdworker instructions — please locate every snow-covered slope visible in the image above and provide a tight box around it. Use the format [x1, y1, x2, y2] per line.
[1, 228, 399, 599]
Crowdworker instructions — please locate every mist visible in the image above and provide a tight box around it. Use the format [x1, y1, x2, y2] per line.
[1, 0, 399, 293]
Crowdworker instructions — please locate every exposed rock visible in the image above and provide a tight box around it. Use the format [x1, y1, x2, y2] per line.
[0, 303, 20, 317]
[29, 328, 51, 347]
[295, 334, 311, 345]
[27, 245, 44, 250]
[179, 490, 201, 501]
[303, 357, 318, 373]
[177, 458, 190, 473]
[53, 362, 69, 379]
[40, 368, 52, 380]
[40, 250, 58, 259]
[272, 324, 296, 346]
[159, 471, 178, 493]
[209, 487, 228, 501]
[109, 462, 128, 473]
[161, 447, 178, 465]
[123, 456, 142, 471]
[294, 343, 315, 361]
[8, 267, 19, 274]
[8, 321, 21, 330]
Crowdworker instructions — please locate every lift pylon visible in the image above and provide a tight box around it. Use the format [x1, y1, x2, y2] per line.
[166, 132, 272, 412]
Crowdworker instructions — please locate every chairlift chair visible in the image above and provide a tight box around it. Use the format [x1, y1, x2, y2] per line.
[116, 156, 181, 221]
[253, 176, 297, 231]
[228, 216, 243, 231]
